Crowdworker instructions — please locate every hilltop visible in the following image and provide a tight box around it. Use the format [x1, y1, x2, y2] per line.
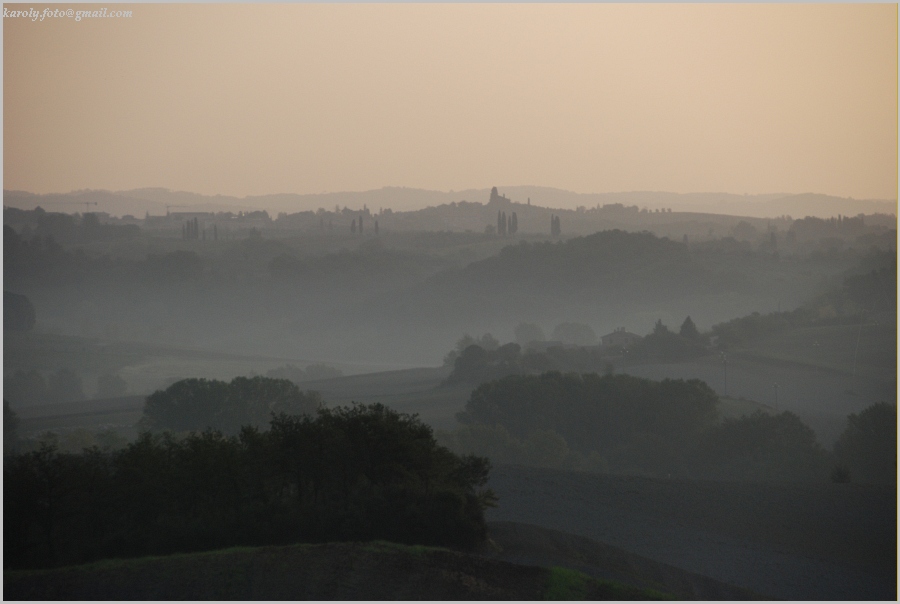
[4, 186, 895, 222]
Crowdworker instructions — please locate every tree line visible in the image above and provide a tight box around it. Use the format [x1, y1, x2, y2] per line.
[449, 371, 895, 483]
[443, 317, 708, 385]
[4, 403, 495, 570]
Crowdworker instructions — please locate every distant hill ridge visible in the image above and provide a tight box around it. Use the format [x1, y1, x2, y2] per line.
[4, 186, 895, 220]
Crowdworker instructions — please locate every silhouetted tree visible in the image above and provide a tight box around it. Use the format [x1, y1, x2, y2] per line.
[679, 316, 700, 341]
[833, 402, 897, 484]
[351, 219, 357, 234]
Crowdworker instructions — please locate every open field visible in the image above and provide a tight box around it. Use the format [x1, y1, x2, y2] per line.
[740, 319, 897, 380]
[15, 395, 146, 440]
[486, 465, 897, 600]
[3, 536, 671, 601]
[4, 331, 408, 404]
[11, 365, 468, 438]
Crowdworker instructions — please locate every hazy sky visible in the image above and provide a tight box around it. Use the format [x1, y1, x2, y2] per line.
[4, 3, 897, 201]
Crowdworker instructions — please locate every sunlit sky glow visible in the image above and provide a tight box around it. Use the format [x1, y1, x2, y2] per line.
[3, 3, 897, 201]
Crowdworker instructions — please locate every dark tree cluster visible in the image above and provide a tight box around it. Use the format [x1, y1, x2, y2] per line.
[442, 333, 501, 367]
[140, 376, 323, 434]
[472, 372, 716, 447]
[4, 404, 495, 570]
[788, 214, 871, 242]
[444, 343, 524, 385]
[833, 402, 897, 484]
[455, 371, 831, 480]
[4, 208, 140, 245]
[4, 225, 200, 287]
[444, 318, 706, 385]
[496, 210, 518, 236]
[689, 410, 830, 482]
[445, 341, 615, 385]
[182, 217, 201, 240]
[550, 214, 561, 236]
[631, 318, 708, 360]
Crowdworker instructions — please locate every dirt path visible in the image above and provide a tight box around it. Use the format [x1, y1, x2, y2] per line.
[486, 465, 896, 600]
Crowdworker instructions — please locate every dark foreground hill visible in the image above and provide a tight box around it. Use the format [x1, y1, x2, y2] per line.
[487, 465, 897, 600]
[4, 537, 674, 601]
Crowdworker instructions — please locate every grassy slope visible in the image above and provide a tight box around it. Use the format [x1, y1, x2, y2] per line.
[3, 540, 669, 601]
